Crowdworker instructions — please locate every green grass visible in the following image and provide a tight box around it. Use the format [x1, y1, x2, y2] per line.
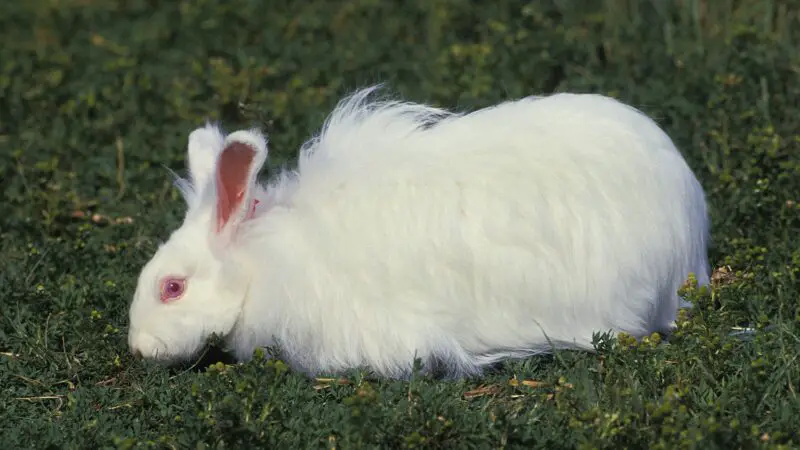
[1, 0, 799, 448]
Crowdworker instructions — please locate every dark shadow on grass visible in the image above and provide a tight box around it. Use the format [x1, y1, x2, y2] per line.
[191, 345, 238, 369]
[169, 344, 238, 376]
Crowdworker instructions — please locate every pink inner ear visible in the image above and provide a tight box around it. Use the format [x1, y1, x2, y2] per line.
[216, 142, 256, 232]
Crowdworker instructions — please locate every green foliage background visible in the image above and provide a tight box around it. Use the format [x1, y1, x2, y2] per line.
[1, 0, 799, 448]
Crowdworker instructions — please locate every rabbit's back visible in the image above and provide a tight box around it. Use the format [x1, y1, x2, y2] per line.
[235, 92, 709, 378]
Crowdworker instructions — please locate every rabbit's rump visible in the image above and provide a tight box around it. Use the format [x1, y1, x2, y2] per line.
[233, 92, 709, 378]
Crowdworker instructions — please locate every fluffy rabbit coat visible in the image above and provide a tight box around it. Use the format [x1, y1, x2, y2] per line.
[128, 87, 710, 378]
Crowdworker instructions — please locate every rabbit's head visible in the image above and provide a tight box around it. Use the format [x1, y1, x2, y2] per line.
[128, 124, 268, 363]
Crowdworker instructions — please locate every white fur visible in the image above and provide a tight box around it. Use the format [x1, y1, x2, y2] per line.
[128, 86, 710, 379]
[180, 122, 225, 209]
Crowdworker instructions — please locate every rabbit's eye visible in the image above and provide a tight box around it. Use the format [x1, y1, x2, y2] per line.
[160, 277, 186, 303]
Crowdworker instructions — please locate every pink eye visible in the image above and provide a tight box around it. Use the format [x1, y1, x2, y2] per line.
[160, 277, 186, 303]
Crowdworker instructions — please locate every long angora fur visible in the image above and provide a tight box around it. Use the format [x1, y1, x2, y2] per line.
[128, 86, 710, 379]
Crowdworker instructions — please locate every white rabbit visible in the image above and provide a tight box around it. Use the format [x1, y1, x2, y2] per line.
[127, 86, 710, 379]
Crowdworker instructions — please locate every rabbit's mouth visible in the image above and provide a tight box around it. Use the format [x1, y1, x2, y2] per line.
[128, 325, 237, 371]
[128, 327, 201, 364]
[129, 328, 170, 361]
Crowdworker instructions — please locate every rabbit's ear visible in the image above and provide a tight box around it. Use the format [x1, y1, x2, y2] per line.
[187, 123, 226, 201]
[213, 129, 268, 235]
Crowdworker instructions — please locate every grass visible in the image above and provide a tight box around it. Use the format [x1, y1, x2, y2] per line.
[1, 0, 799, 448]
